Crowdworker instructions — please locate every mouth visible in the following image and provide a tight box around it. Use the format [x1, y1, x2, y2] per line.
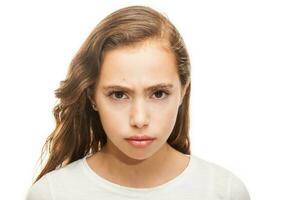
[125, 135, 156, 141]
[125, 138, 156, 148]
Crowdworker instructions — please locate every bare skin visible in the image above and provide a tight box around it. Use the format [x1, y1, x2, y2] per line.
[87, 39, 190, 188]
[86, 143, 190, 188]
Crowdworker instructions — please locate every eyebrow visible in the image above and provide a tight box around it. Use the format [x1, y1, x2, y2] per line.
[102, 83, 174, 92]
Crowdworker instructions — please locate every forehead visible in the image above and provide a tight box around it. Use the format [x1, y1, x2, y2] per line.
[99, 41, 178, 84]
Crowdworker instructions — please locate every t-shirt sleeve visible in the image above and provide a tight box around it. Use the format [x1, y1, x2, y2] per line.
[25, 175, 53, 200]
[229, 173, 251, 200]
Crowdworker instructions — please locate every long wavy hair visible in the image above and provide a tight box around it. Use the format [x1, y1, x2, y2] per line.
[32, 5, 191, 184]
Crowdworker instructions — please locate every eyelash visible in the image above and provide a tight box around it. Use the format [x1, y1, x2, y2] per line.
[107, 90, 170, 101]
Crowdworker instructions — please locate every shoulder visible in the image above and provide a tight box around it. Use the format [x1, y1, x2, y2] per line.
[25, 174, 52, 200]
[190, 155, 251, 200]
[228, 171, 251, 200]
[26, 158, 84, 200]
[47, 158, 83, 181]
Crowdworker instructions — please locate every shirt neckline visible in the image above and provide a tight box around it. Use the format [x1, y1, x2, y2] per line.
[81, 153, 194, 196]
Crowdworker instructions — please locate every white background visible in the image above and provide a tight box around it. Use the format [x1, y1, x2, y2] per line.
[0, 0, 299, 199]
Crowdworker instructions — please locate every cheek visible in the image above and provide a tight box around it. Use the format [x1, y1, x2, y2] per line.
[151, 102, 179, 135]
[96, 94, 180, 137]
[96, 98, 127, 138]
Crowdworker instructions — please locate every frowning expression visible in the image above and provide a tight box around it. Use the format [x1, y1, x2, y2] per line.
[89, 40, 188, 160]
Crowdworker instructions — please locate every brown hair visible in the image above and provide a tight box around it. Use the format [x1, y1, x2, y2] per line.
[32, 5, 191, 184]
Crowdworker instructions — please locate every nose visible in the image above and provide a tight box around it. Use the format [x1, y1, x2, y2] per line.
[129, 98, 149, 129]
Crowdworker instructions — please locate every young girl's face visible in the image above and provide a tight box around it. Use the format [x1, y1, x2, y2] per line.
[90, 40, 188, 160]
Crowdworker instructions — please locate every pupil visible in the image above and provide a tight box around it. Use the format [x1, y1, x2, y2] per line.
[155, 91, 163, 98]
[115, 92, 123, 98]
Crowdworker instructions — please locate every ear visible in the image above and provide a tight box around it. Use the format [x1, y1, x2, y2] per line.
[87, 88, 97, 111]
[180, 79, 190, 106]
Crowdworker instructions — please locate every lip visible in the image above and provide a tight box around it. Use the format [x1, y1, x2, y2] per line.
[125, 138, 155, 148]
[125, 135, 156, 140]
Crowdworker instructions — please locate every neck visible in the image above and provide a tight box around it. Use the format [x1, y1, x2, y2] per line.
[96, 141, 178, 187]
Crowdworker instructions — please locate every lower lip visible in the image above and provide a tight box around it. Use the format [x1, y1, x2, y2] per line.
[126, 139, 155, 148]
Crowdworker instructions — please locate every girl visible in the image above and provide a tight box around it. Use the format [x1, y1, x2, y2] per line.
[26, 5, 250, 200]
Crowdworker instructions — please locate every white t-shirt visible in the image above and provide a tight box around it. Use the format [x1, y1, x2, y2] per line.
[26, 154, 251, 200]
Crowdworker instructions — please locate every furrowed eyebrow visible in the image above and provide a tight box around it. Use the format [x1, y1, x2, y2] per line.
[102, 83, 174, 92]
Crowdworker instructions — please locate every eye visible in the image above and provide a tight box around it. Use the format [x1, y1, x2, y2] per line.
[152, 90, 169, 99]
[108, 91, 127, 100]
[107, 90, 170, 101]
